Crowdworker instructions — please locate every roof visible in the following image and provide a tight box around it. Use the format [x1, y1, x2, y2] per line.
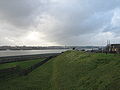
[110, 44, 120, 48]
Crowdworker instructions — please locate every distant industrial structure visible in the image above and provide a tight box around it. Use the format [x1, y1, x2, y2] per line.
[105, 40, 120, 53]
[106, 44, 120, 54]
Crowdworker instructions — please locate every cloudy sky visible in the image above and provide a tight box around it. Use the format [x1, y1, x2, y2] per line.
[0, 0, 120, 46]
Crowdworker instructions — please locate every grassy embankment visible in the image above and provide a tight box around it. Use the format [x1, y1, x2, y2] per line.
[0, 50, 120, 90]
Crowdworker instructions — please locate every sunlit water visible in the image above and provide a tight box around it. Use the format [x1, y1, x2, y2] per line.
[0, 49, 69, 57]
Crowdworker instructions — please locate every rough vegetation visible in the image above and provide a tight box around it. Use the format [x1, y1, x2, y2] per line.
[0, 50, 120, 90]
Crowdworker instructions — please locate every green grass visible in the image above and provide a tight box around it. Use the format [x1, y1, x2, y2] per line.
[0, 58, 45, 69]
[0, 50, 120, 90]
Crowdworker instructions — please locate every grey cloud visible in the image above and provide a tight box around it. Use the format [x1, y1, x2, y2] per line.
[0, 0, 120, 46]
[0, 0, 47, 28]
[40, 0, 120, 45]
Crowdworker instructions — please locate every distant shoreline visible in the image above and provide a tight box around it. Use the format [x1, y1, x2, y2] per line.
[0, 48, 69, 51]
[0, 46, 70, 51]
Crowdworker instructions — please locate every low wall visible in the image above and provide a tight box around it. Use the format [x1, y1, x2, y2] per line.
[0, 54, 59, 79]
[20, 55, 56, 75]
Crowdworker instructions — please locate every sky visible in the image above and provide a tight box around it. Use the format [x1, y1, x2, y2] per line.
[0, 0, 120, 46]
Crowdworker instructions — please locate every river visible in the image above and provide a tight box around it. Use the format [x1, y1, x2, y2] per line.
[0, 49, 69, 57]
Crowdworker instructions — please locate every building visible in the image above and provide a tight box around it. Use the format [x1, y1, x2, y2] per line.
[106, 44, 120, 53]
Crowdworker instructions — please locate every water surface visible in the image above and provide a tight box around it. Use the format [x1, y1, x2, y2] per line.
[0, 49, 68, 57]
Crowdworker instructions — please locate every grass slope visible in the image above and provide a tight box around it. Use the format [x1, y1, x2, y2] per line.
[0, 50, 120, 90]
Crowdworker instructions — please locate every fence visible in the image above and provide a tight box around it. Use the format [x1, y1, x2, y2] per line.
[20, 56, 55, 76]
[0, 53, 60, 64]
[0, 54, 59, 79]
